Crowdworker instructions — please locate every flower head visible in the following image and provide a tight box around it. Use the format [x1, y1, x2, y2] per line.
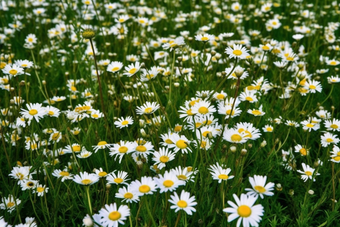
[168, 190, 197, 215]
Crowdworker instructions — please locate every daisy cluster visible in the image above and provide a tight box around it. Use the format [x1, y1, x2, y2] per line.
[1, 0, 340, 226]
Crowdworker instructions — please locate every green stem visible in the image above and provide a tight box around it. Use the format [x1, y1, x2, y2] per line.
[144, 196, 157, 226]
[85, 186, 93, 215]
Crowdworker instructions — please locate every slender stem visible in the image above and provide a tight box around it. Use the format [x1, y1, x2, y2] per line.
[85, 186, 93, 215]
[174, 211, 182, 227]
[29, 192, 43, 224]
[332, 162, 335, 211]
[144, 196, 157, 227]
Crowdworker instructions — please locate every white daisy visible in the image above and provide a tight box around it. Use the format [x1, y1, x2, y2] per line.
[168, 190, 197, 215]
[245, 175, 274, 199]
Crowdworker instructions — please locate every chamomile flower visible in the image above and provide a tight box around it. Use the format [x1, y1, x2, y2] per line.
[109, 141, 135, 163]
[123, 62, 141, 77]
[330, 145, 340, 163]
[301, 120, 320, 132]
[225, 44, 249, 60]
[209, 163, 234, 183]
[114, 116, 134, 129]
[73, 172, 99, 186]
[52, 169, 73, 182]
[247, 105, 265, 116]
[130, 176, 158, 196]
[320, 132, 339, 147]
[34, 184, 49, 196]
[239, 89, 258, 103]
[107, 61, 123, 74]
[191, 100, 216, 117]
[324, 119, 340, 132]
[136, 102, 160, 115]
[9, 166, 32, 182]
[20, 103, 46, 122]
[168, 190, 197, 215]
[20, 179, 38, 191]
[133, 140, 154, 158]
[294, 144, 309, 156]
[0, 195, 21, 213]
[245, 175, 274, 199]
[223, 128, 247, 144]
[262, 125, 274, 132]
[2, 64, 24, 77]
[195, 33, 215, 42]
[94, 168, 108, 178]
[168, 133, 192, 153]
[297, 163, 320, 182]
[93, 141, 110, 153]
[155, 171, 186, 193]
[152, 147, 176, 170]
[106, 171, 129, 186]
[44, 106, 61, 118]
[304, 80, 322, 93]
[97, 203, 130, 227]
[171, 166, 197, 182]
[76, 150, 93, 159]
[115, 185, 140, 203]
[223, 193, 264, 227]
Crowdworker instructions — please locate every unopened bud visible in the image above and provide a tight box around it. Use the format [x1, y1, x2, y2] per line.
[230, 146, 237, 153]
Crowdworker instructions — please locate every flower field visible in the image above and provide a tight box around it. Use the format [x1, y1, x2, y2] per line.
[1, 0, 340, 226]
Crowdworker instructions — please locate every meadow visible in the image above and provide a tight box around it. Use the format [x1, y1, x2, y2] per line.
[1, 0, 340, 226]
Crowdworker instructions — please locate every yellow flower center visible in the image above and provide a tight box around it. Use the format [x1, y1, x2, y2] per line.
[139, 185, 150, 193]
[330, 61, 337, 65]
[48, 111, 54, 115]
[186, 109, 194, 116]
[92, 114, 99, 118]
[163, 180, 174, 187]
[72, 145, 81, 152]
[70, 86, 77, 92]
[245, 97, 253, 101]
[98, 172, 107, 177]
[160, 156, 169, 163]
[201, 36, 209, 41]
[37, 187, 44, 193]
[286, 56, 294, 61]
[98, 141, 107, 146]
[254, 185, 266, 193]
[233, 50, 242, 56]
[178, 174, 187, 180]
[114, 178, 123, 184]
[226, 109, 235, 115]
[59, 171, 69, 176]
[124, 192, 133, 199]
[108, 211, 121, 221]
[305, 171, 312, 176]
[330, 124, 338, 129]
[202, 131, 211, 137]
[216, 94, 225, 99]
[52, 133, 60, 141]
[218, 174, 229, 179]
[119, 146, 128, 153]
[198, 106, 209, 114]
[165, 139, 173, 144]
[332, 156, 340, 161]
[112, 67, 120, 72]
[237, 205, 252, 217]
[121, 120, 129, 125]
[231, 134, 242, 142]
[136, 145, 147, 152]
[9, 69, 18, 75]
[326, 138, 334, 143]
[176, 140, 187, 149]
[252, 110, 262, 115]
[144, 107, 153, 113]
[174, 125, 182, 132]
[81, 179, 92, 185]
[29, 109, 38, 115]
[177, 200, 187, 208]
[7, 202, 15, 208]
[266, 127, 273, 132]
[129, 68, 137, 74]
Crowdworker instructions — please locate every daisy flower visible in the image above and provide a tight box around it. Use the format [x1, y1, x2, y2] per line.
[209, 163, 234, 183]
[223, 193, 264, 227]
[168, 190, 197, 215]
[213, 91, 228, 101]
[20, 179, 38, 191]
[20, 103, 46, 122]
[155, 171, 186, 193]
[73, 172, 99, 186]
[330, 145, 340, 163]
[245, 175, 274, 199]
[162, 36, 185, 51]
[171, 166, 197, 183]
[239, 89, 258, 103]
[93, 141, 110, 153]
[133, 140, 154, 158]
[107, 61, 123, 74]
[76, 150, 93, 159]
[34, 184, 49, 197]
[115, 185, 140, 203]
[52, 169, 73, 182]
[2, 64, 24, 77]
[109, 141, 135, 163]
[191, 100, 216, 117]
[136, 101, 160, 115]
[262, 125, 274, 132]
[195, 33, 215, 42]
[114, 116, 134, 129]
[130, 176, 158, 196]
[160, 131, 175, 147]
[300, 120, 320, 132]
[225, 65, 249, 80]
[235, 122, 261, 141]
[168, 133, 192, 153]
[97, 203, 130, 227]
[320, 132, 339, 147]
[123, 62, 141, 77]
[106, 171, 129, 186]
[247, 105, 265, 117]
[9, 166, 32, 182]
[297, 163, 320, 182]
[294, 144, 309, 156]
[304, 80, 322, 93]
[225, 44, 249, 60]
[0, 195, 21, 213]
[44, 106, 61, 118]
[324, 119, 340, 132]
[94, 168, 108, 178]
[223, 128, 247, 144]
[152, 147, 176, 170]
